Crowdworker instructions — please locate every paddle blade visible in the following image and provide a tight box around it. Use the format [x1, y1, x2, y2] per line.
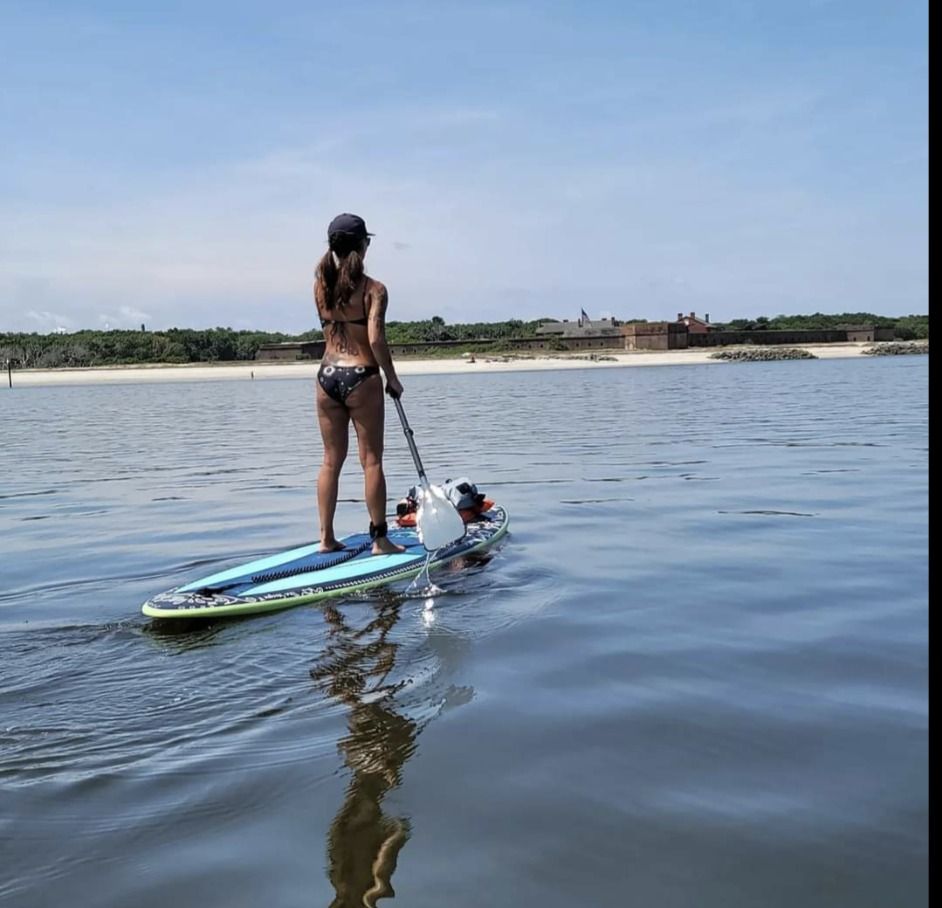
[417, 485, 466, 550]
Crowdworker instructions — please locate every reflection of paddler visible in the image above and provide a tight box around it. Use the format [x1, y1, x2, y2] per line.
[326, 703, 414, 907]
[311, 601, 417, 908]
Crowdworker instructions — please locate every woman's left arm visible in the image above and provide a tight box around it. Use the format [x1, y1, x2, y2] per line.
[367, 282, 403, 397]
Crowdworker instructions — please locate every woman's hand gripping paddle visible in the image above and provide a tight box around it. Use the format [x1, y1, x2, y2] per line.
[391, 396, 466, 551]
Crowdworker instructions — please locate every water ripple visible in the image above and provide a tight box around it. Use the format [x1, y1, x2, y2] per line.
[0, 358, 927, 907]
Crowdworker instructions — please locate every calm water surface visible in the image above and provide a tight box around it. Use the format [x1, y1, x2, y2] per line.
[0, 358, 928, 907]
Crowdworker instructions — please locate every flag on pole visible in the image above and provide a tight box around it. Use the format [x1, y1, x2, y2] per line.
[580, 308, 590, 326]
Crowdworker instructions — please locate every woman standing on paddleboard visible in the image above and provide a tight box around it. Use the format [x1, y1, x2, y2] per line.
[314, 213, 405, 556]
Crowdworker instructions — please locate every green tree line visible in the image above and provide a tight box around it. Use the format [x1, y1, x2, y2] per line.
[0, 319, 550, 368]
[384, 317, 547, 344]
[0, 312, 927, 368]
[0, 328, 323, 368]
[716, 312, 928, 339]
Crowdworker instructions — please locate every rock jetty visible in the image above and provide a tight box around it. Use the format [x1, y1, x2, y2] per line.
[709, 347, 817, 362]
[862, 342, 929, 356]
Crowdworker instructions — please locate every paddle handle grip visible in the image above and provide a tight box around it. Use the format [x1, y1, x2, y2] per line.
[392, 397, 430, 489]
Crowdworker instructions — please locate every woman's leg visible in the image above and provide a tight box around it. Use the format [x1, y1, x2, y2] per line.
[347, 375, 404, 555]
[316, 386, 350, 551]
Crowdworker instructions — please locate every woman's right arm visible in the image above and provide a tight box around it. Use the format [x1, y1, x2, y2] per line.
[367, 282, 403, 398]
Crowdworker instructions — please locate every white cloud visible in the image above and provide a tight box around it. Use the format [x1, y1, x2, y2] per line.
[96, 306, 152, 329]
[23, 309, 78, 333]
[0, 99, 927, 332]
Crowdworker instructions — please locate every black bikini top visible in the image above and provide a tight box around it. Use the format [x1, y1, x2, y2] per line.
[320, 281, 370, 328]
[321, 314, 368, 327]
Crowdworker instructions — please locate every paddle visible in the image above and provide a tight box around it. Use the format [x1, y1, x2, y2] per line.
[391, 396, 466, 551]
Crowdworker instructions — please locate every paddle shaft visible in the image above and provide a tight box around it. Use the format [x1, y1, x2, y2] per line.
[392, 397, 430, 490]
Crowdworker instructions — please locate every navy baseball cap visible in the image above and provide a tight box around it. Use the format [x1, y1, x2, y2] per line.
[327, 213, 374, 241]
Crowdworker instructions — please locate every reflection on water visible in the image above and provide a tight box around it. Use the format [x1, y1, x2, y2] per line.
[312, 598, 423, 907]
[0, 359, 928, 907]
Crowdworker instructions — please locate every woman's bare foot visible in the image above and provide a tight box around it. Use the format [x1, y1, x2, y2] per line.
[372, 536, 406, 556]
[319, 539, 346, 553]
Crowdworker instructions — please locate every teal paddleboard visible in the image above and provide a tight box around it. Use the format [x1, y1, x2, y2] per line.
[142, 505, 509, 619]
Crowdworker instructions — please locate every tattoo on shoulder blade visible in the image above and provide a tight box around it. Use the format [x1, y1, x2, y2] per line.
[371, 284, 388, 321]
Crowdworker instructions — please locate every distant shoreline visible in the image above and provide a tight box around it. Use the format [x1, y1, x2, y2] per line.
[5, 343, 877, 388]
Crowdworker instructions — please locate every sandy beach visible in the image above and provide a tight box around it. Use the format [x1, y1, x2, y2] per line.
[5, 344, 873, 388]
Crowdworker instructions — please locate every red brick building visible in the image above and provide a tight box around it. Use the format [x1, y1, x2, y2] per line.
[676, 312, 712, 334]
[622, 322, 688, 350]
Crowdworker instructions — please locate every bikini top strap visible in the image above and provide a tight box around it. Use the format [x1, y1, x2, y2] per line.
[321, 279, 370, 327]
[361, 276, 371, 318]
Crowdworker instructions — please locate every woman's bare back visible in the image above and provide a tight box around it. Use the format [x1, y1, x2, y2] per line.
[317, 278, 382, 367]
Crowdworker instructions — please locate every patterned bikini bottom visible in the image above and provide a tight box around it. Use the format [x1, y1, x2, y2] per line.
[317, 364, 380, 404]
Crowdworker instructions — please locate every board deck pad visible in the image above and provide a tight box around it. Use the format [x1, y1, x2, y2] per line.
[142, 505, 508, 619]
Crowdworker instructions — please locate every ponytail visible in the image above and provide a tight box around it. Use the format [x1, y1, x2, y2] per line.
[314, 249, 337, 311]
[315, 241, 365, 313]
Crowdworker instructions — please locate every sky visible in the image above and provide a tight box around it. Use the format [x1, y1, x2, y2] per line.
[0, 0, 928, 333]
